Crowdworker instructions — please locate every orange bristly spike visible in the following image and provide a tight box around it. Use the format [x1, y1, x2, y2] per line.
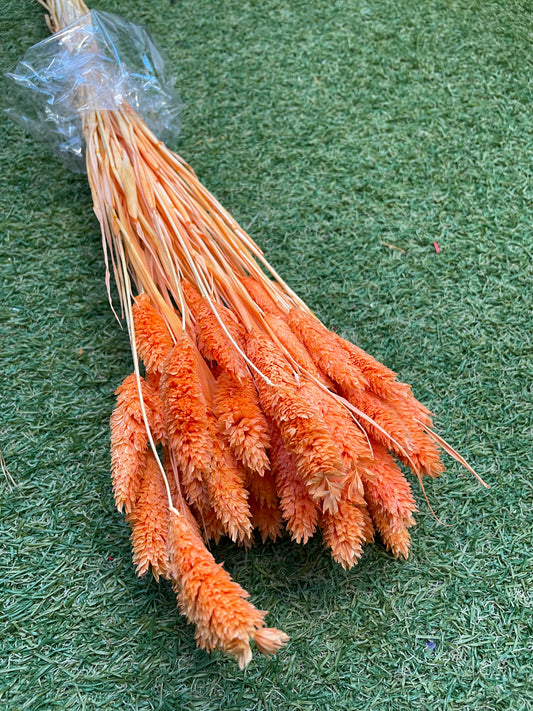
[213, 370, 270, 477]
[264, 314, 330, 384]
[346, 387, 445, 478]
[343, 386, 415, 458]
[195, 502, 226, 544]
[127, 449, 170, 581]
[163, 448, 183, 507]
[164, 421, 211, 515]
[183, 280, 246, 340]
[270, 425, 320, 544]
[204, 414, 253, 546]
[249, 491, 284, 543]
[287, 307, 368, 392]
[382, 392, 443, 477]
[241, 277, 286, 317]
[179, 468, 210, 511]
[334, 336, 404, 400]
[321, 496, 374, 570]
[361, 442, 416, 559]
[247, 468, 279, 509]
[132, 293, 174, 376]
[143, 381, 166, 444]
[365, 504, 413, 559]
[298, 380, 373, 479]
[385, 388, 433, 432]
[182, 280, 249, 382]
[110, 373, 166, 514]
[163, 445, 214, 534]
[247, 469, 284, 543]
[165, 449, 227, 551]
[397, 428, 445, 478]
[313, 381, 375, 569]
[167, 508, 288, 668]
[160, 334, 213, 501]
[359, 498, 376, 543]
[401, 388, 433, 427]
[144, 369, 161, 391]
[246, 330, 346, 514]
[338, 340, 438, 465]
[361, 442, 417, 520]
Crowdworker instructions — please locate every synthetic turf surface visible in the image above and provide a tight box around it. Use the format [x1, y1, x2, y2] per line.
[1, 1, 532, 709]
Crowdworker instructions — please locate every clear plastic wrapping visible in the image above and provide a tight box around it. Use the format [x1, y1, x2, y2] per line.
[4, 11, 182, 172]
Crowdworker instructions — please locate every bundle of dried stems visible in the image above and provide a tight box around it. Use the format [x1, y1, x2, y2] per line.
[38, 0, 486, 667]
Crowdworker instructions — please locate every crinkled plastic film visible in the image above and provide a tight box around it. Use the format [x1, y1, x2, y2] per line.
[4, 10, 182, 172]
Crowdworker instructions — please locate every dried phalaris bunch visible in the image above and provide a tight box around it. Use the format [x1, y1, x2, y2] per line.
[38, 0, 487, 667]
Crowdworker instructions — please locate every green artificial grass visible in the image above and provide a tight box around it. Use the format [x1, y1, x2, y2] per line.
[1, 0, 532, 709]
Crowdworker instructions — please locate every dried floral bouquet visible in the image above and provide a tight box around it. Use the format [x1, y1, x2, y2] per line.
[32, 0, 485, 667]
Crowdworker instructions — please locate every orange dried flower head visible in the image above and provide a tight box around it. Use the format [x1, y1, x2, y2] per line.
[396, 426, 445, 479]
[164, 441, 210, 516]
[387, 388, 433, 429]
[362, 442, 416, 559]
[362, 442, 417, 520]
[252, 627, 290, 658]
[345, 386, 444, 479]
[110, 373, 165, 514]
[246, 330, 346, 513]
[264, 313, 330, 384]
[241, 277, 286, 317]
[167, 509, 287, 667]
[133, 293, 173, 376]
[287, 308, 368, 392]
[321, 497, 373, 569]
[249, 491, 284, 544]
[160, 333, 213, 481]
[204, 414, 253, 545]
[365, 504, 413, 559]
[343, 387, 414, 458]
[247, 469, 283, 543]
[318, 418, 375, 570]
[183, 280, 249, 382]
[334, 336, 402, 400]
[270, 425, 320, 544]
[127, 449, 170, 581]
[247, 468, 279, 509]
[298, 380, 373, 477]
[213, 370, 270, 477]
[196, 502, 226, 544]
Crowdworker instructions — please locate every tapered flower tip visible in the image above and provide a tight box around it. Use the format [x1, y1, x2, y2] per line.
[253, 627, 290, 659]
[386, 526, 411, 560]
[228, 638, 253, 670]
